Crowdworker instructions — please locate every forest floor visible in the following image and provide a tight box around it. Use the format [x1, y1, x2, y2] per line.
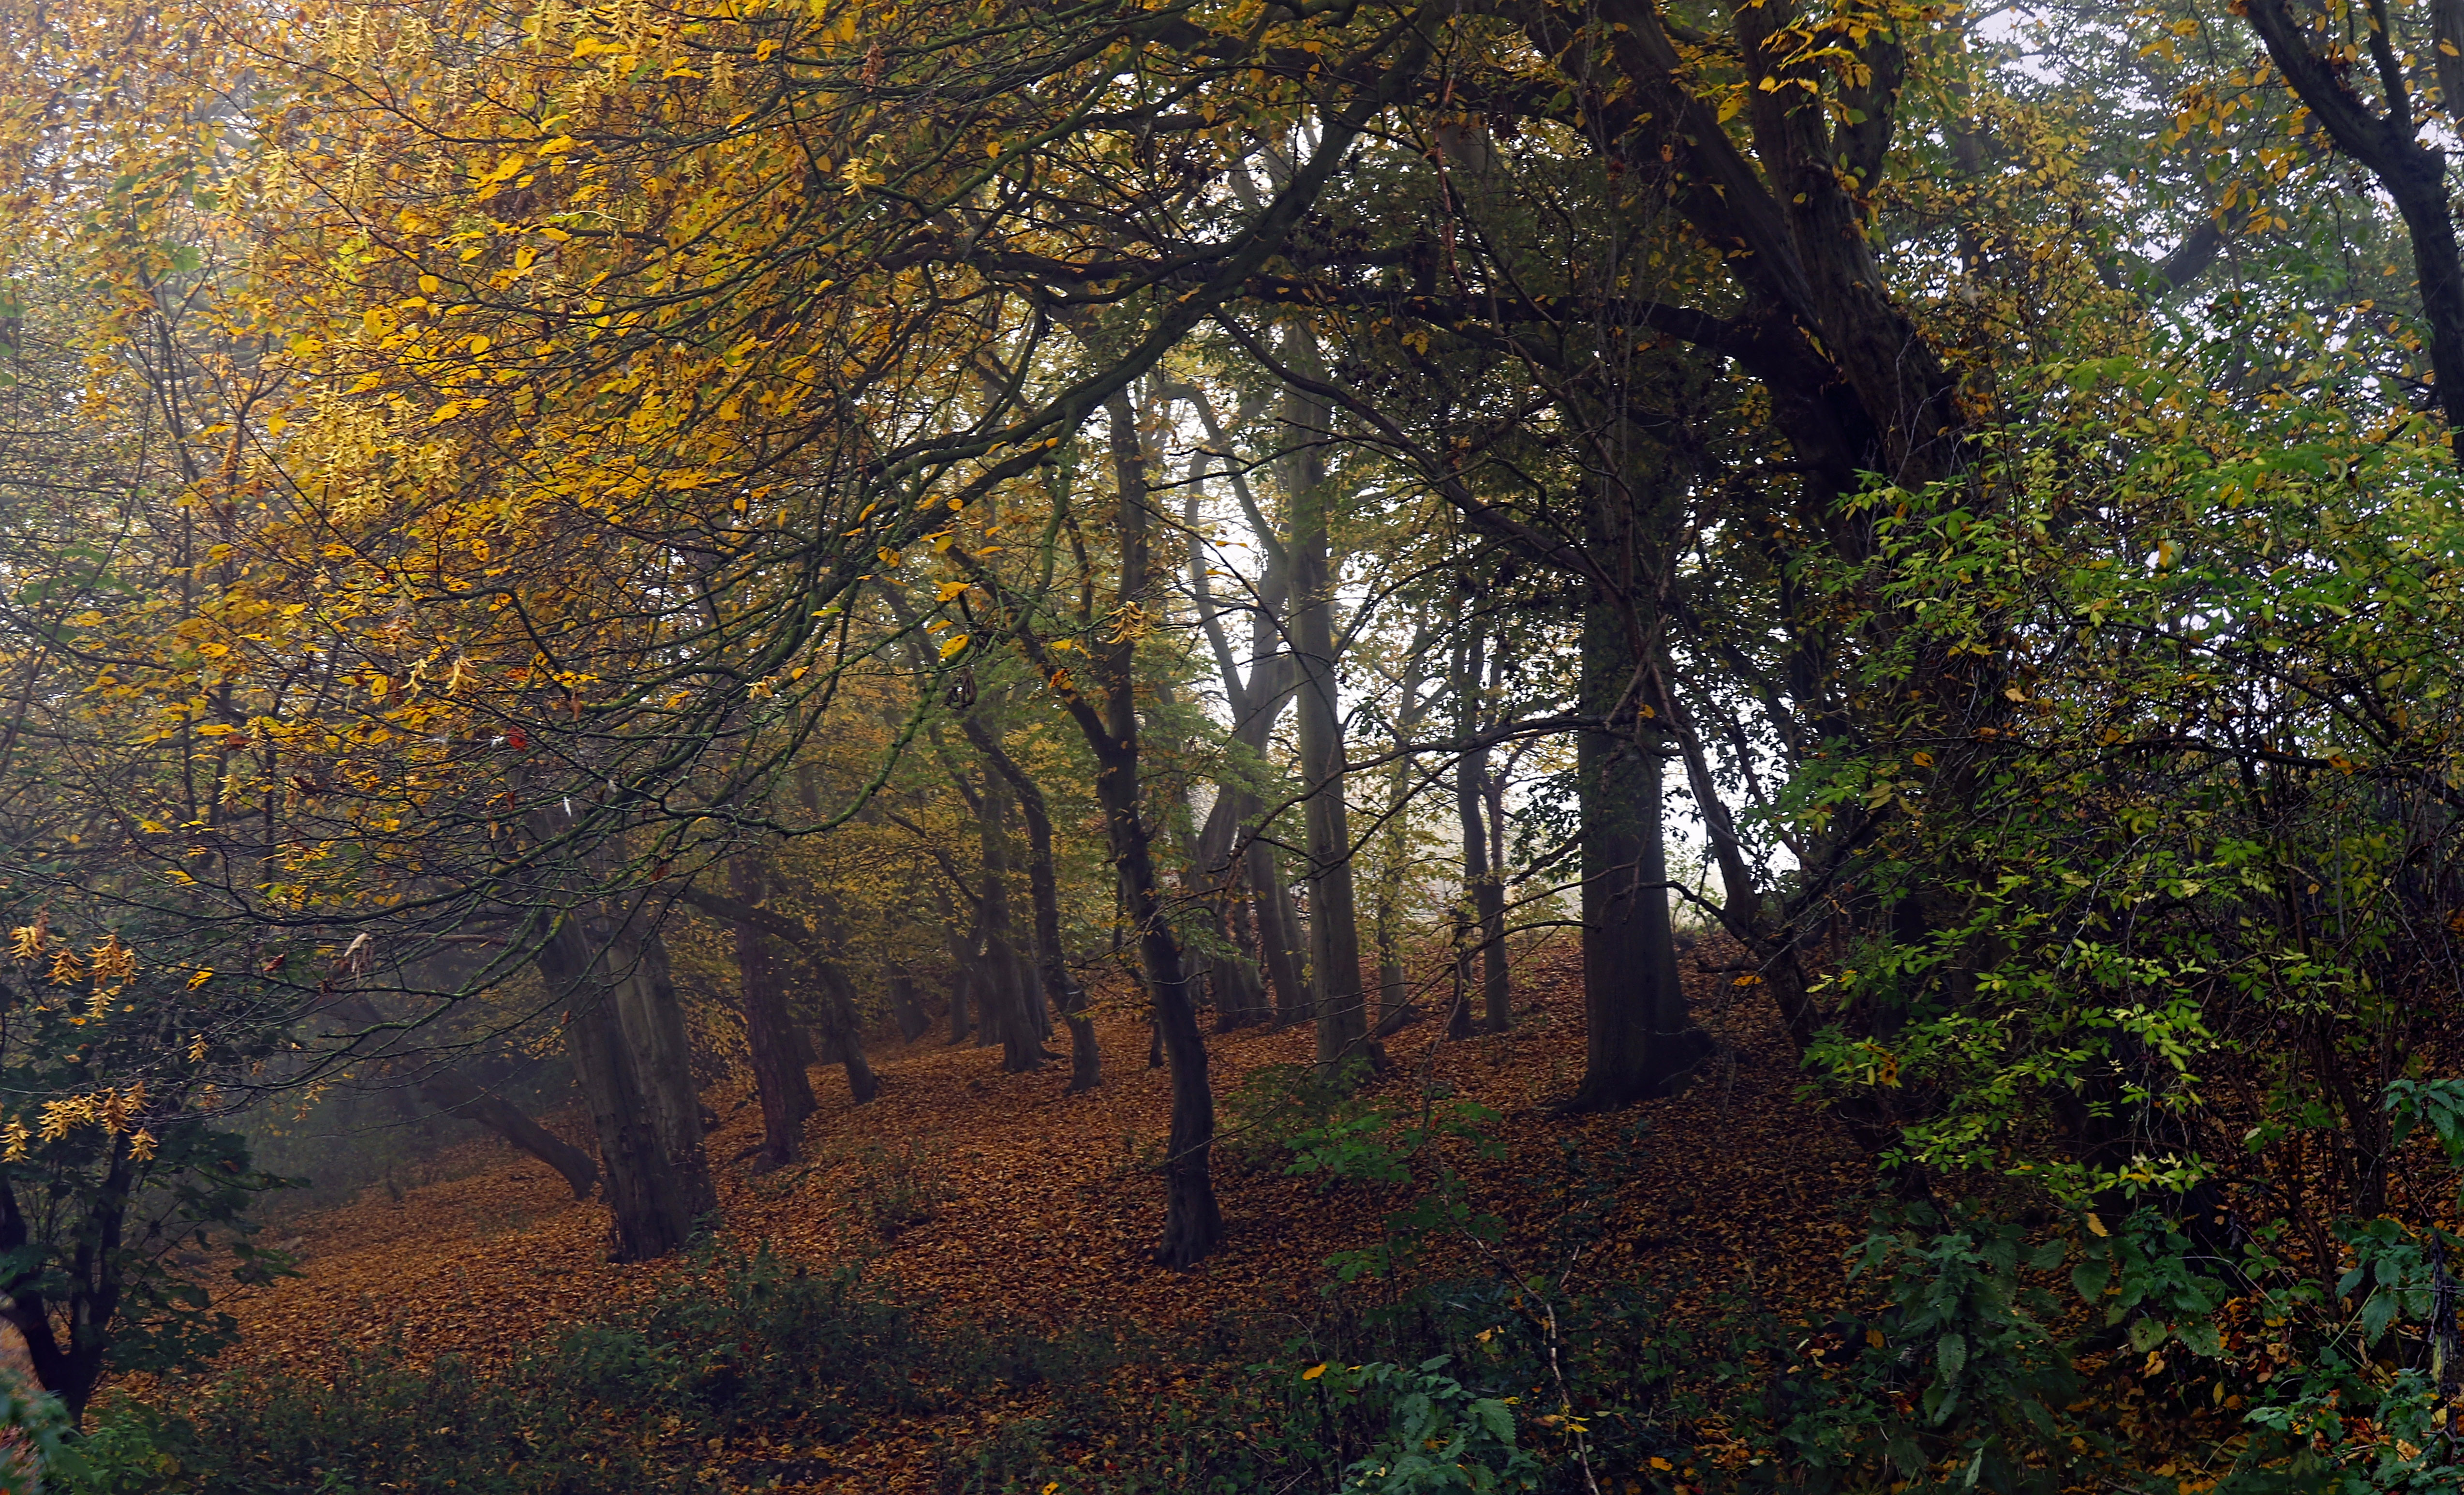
[197, 937, 1876, 1492]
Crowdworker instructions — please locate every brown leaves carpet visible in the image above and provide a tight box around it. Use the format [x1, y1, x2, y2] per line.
[205, 940, 1872, 1491]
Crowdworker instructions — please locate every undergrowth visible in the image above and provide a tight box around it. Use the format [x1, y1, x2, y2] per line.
[52, 1084, 2464, 1495]
[59, 1246, 1129, 1495]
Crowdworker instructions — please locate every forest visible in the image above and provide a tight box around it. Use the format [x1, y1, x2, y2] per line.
[0, 0, 2460, 1489]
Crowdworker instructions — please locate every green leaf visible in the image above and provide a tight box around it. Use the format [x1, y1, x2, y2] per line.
[1936, 1331, 1967, 1385]
[2361, 1290, 2397, 1347]
[2127, 1316, 2169, 1354]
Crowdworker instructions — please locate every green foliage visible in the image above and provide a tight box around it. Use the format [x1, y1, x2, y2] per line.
[1732, 1203, 2097, 1494]
[1217, 1058, 1376, 1171]
[1214, 1059, 1509, 1283]
[1311, 1357, 1540, 1494]
[940, 1274, 1690, 1495]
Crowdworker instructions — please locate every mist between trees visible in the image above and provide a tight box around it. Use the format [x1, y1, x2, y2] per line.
[5, 0, 2464, 1489]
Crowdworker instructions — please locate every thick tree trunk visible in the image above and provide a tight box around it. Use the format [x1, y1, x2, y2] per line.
[541, 918, 701, 1260]
[607, 923, 717, 1220]
[728, 855, 818, 1170]
[887, 967, 931, 1043]
[1567, 591, 1707, 1109]
[1210, 892, 1268, 1031]
[1220, 866, 1268, 1030]
[1192, 783, 1271, 1032]
[808, 954, 881, 1103]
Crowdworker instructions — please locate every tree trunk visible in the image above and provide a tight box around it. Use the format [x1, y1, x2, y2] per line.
[681, 884, 879, 1105]
[807, 953, 881, 1103]
[1451, 613, 1489, 1040]
[1567, 588, 1707, 1109]
[1283, 360, 1371, 1074]
[1451, 610, 1510, 1036]
[964, 715, 1103, 1091]
[1372, 630, 1432, 1032]
[971, 764, 1050, 1072]
[1251, 837, 1310, 1023]
[887, 967, 931, 1043]
[607, 922, 717, 1221]
[1481, 700, 1511, 1032]
[1221, 865, 1268, 1030]
[1087, 391, 1221, 1265]
[728, 855, 818, 1170]
[541, 918, 700, 1260]
[414, 1067, 598, 1199]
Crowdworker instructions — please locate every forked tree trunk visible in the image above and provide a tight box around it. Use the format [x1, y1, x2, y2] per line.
[678, 885, 879, 1104]
[964, 715, 1103, 1091]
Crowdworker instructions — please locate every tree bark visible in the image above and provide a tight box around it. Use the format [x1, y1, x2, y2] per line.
[1252, 837, 1310, 1023]
[1069, 392, 1221, 1265]
[728, 855, 818, 1169]
[541, 917, 701, 1260]
[971, 763, 1049, 1072]
[807, 954, 881, 1103]
[2242, 0, 2464, 460]
[414, 1067, 598, 1199]
[963, 714, 1103, 1091]
[1372, 628, 1433, 1032]
[606, 922, 717, 1221]
[887, 966, 931, 1043]
[1567, 586, 1707, 1109]
[1283, 350, 1372, 1074]
[677, 885, 879, 1104]
[1451, 609, 1494, 1039]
